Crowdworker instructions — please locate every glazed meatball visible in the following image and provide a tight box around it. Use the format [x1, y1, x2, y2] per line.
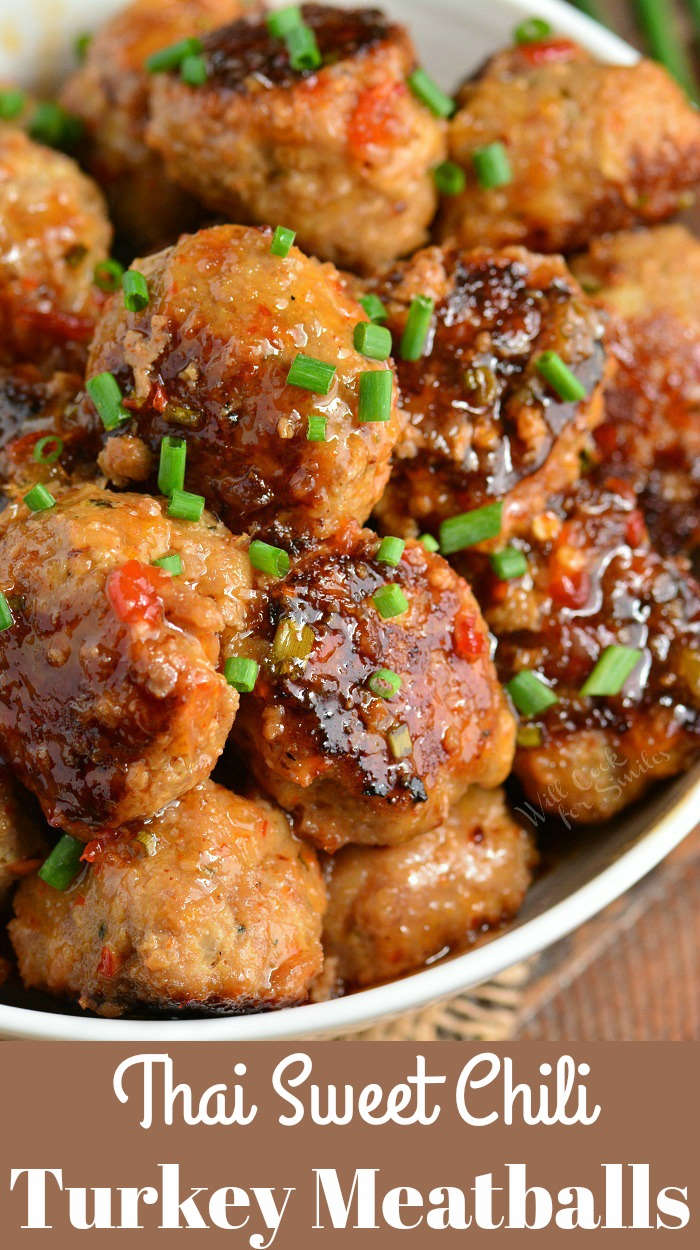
[571, 225, 700, 557]
[323, 786, 536, 987]
[9, 781, 326, 1015]
[0, 765, 45, 911]
[371, 245, 607, 546]
[233, 524, 516, 852]
[146, 4, 447, 271]
[439, 38, 700, 254]
[463, 474, 700, 823]
[86, 224, 402, 542]
[60, 0, 253, 250]
[0, 485, 253, 836]
[0, 125, 111, 371]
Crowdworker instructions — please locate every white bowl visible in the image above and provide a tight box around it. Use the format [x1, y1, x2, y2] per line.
[0, 0, 696, 1040]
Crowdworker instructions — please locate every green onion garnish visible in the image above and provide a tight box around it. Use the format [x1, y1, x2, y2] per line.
[93, 258, 124, 292]
[286, 22, 322, 71]
[167, 488, 204, 522]
[535, 351, 587, 403]
[388, 723, 413, 759]
[439, 501, 503, 554]
[506, 670, 558, 717]
[407, 68, 455, 118]
[146, 36, 202, 73]
[418, 533, 439, 552]
[136, 830, 158, 857]
[266, 5, 302, 38]
[376, 536, 405, 566]
[580, 645, 642, 697]
[181, 53, 208, 85]
[633, 0, 698, 102]
[368, 668, 401, 699]
[373, 583, 408, 618]
[516, 724, 542, 748]
[490, 547, 527, 580]
[472, 142, 512, 189]
[513, 17, 552, 44]
[434, 160, 466, 195]
[0, 592, 14, 632]
[28, 101, 83, 150]
[157, 435, 186, 496]
[225, 656, 260, 693]
[87, 372, 130, 431]
[249, 539, 290, 578]
[75, 32, 92, 61]
[38, 834, 84, 891]
[306, 413, 327, 442]
[272, 619, 315, 664]
[152, 553, 182, 576]
[358, 370, 393, 423]
[287, 353, 336, 394]
[400, 294, 434, 361]
[0, 88, 25, 120]
[24, 484, 56, 513]
[359, 294, 387, 323]
[33, 436, 63, 464]
[354, 321, 392, 361]
[270, 225, 296, 257]
[122, 269, 149, 312]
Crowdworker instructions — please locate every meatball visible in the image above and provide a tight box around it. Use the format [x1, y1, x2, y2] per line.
[233, 524, 516, 852]
[0, 485, 252, 836]
[0, 125, 111, 370]
[438, 38, 700, 253]
[86, 224, 402, 542]
[146, 4, 447, 272]
[571, 225, 700, 557]
[60, 0, 253, 250]
[323, 786, 536, 987]
[371, 245, 607, 547]
[0, 764, 45, 911]
[462, 474, 700, 823]
[9, 781, 326, 1015]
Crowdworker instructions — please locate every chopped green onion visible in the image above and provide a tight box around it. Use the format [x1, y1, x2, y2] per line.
[87, 372, 130, 431]
[376, 536, 405, 566]
[167, 488, 204, 522]
[418, 533, 439, 553]
[0, 88, 25, 120]
[270, 225, 296, 257]
[516, 724, 542, 748]
[225, 656, 260, 692]
[400, 294, 434, 361]
[249, 539, 290, 578]
[136, 830, 158, 856]
[358, 370, 393, 423]
[373, 583, 408, 618]
[157, 435, 186, 496]
[506, 670, 558, 717]
[181, 53, 208, 85]
[29, 101, 83, 150]
[407, 68, 455, 118]
[146, 36, 202, 73]
[472, 142, 512, 189]
[633, 0, 698, 101]
[306, 413, 327, 442]
[434, 160, 466, 195]
[388, 723, 413, 759]
[535, 351, 587, 403]
[122, 269, 149, 312]
[490, 547, 528, 580]
[272, 619, 315, 663]
[0, 592, 14, 632]
[513, 17, 552, 44]
[354, 321, 392, 361]
[266, 5, 302, 38]
[93, 258, 124, 292]
[75, 31, 92, 61]
[24, 484, 56, 513]
[38, 834, 84, 891]
[287, 353, 336, 394]
[580, 645, 642, 697]
[32, 435, 63, 464]
[152, 553, 182, 576]
[368, 668, 401, 699]
[286, 23, 322, 71]
[359, 293, 387, 323]
[439, 501, 503, 554]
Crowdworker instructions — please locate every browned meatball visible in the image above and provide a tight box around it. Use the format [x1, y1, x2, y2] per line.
[146, 4, 447, 272]
[372, 245, 607, 547]
[86, 224, 402, 542]
[461, 474, 700, 823]
[0, 485, 252, 837]
[439, 38, 700, 254]
[9, 781, 326, 1015]
[0, 125, 111, 370]
[233, 524, 516, 852]
[571, 225, 700, 557]
[323, 786, 536, 987]
[0, 764, 45, 911]
[60, 0, 254, 250]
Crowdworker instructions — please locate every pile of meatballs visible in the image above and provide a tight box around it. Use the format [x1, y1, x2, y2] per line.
[0, 0, 698, 1018]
